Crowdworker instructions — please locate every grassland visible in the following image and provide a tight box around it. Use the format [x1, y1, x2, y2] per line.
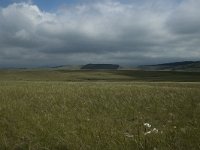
[0, 70, 200, 149]
[0, 69, 200, 82]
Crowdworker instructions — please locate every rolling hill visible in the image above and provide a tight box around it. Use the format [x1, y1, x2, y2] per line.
[81, 64, 120, 70]
[138, 61, 200, 71]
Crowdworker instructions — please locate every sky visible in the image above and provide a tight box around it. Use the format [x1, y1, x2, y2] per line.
[0, 0, 200, 67]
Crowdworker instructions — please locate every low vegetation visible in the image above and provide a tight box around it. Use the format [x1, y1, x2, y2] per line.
[0, 70, 199, 149]
[0, 70, 200, 82]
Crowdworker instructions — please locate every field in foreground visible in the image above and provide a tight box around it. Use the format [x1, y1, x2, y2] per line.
[0, 81, 200, 149]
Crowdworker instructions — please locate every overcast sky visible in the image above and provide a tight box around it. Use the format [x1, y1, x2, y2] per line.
[0, 0, 200, 67]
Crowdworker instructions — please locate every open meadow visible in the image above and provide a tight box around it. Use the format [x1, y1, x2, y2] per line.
[0, 70, 200, 149]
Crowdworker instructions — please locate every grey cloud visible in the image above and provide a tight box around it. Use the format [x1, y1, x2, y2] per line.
[167, 0, 200, 34]
[0, 0, 200, 67]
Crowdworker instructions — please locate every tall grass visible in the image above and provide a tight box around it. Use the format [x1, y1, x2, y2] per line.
[0, 81, 200, 149]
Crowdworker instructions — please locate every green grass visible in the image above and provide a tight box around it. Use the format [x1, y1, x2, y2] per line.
[0, 81, 200, 149]
[0, 69, 200, 82]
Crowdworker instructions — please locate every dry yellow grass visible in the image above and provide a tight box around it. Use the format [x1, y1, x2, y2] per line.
[0, 81, 199, 149]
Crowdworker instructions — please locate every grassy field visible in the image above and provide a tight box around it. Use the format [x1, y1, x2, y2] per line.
[0, 69, 200, 82]
[0, 70, 200, 149]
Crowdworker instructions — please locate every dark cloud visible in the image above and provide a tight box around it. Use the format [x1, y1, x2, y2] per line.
[0, 0, 200, 67]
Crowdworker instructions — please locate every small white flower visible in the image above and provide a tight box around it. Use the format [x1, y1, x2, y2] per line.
[144, 123, 151, 128]
[124, 133, 134, 138]
[152, 128, 158, 133]
[144, 131, 152, 135]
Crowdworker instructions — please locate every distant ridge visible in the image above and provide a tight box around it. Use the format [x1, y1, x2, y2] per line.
[81, 64, 120, 70]
[138, 61, 200, 71]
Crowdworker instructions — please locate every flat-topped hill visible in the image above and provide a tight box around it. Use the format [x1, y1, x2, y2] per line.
[81, 64, 120, 70]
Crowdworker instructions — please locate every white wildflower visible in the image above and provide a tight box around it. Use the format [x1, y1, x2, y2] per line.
[144, 128, 159, 135]
[144, 123, 151, 128]
[152, 128, 158, 133]
[144, 131, 152, 135]
[124, 133, 134, 138]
